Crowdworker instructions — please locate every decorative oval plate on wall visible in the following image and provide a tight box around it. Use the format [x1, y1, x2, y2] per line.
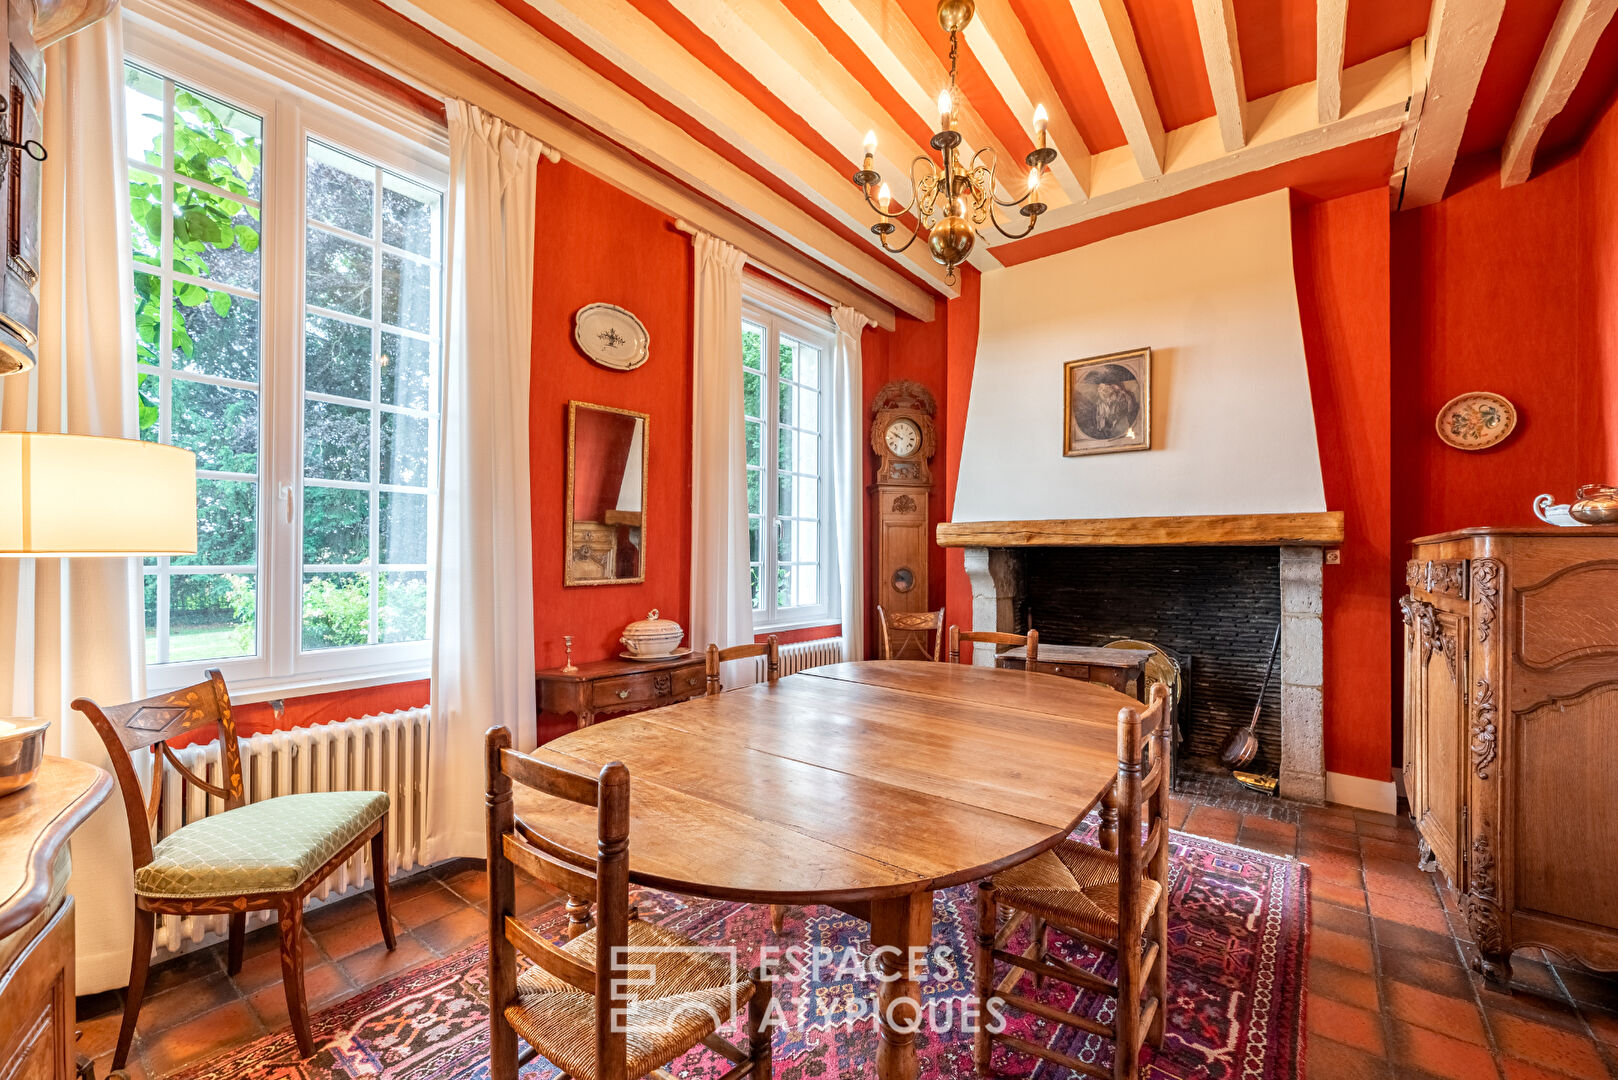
[574, 303, 650, 371]
[1436, 391, 1517, 450]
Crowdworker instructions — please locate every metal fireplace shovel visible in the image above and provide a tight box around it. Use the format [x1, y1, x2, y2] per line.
[1219, 624, 1282, 770]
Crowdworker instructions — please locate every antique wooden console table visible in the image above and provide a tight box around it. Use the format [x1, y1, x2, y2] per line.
[535, 654, 707, 728]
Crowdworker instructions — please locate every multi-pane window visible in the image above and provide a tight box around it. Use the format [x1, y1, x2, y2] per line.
[743, 303, 836, 630]
[125, 48, 445, 693]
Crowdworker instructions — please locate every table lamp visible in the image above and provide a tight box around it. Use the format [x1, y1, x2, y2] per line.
[0, 432, 196, 794]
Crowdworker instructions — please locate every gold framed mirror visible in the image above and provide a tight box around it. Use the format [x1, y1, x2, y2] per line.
[564, 401, 649, 586]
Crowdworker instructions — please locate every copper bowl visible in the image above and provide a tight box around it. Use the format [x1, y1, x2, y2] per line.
[0, 719, 49, 797]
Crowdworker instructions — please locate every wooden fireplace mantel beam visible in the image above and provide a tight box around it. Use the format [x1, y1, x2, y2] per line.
[935, 511, 1345, 548]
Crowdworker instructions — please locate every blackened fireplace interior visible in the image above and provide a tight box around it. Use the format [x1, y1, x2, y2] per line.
[1018, 546, 1284, 782]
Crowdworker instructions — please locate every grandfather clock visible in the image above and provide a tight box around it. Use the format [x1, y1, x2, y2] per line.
[870, 381, 937, 655]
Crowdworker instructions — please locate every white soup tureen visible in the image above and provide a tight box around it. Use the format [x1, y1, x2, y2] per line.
[620, 610, 685, 658]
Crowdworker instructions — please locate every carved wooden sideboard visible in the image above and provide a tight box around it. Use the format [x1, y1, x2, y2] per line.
[535, 654, 706, 729]
[1401, 526, 1618, 987]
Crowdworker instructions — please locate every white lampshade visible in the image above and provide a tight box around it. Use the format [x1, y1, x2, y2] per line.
[0, 433, 197, 556]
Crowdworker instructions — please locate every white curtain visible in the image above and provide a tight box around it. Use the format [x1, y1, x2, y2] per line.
[688, 232, 751, 682]
[428, 101, 546, 861]
[0, 12, 145, 994]
[829, 305, 870, 659]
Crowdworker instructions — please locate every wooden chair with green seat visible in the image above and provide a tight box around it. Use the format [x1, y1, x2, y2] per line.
[704, 635, 790, 934]
[73, 670, 395, 1064]
[975, 682, 1172, 1080]
[486, 726, 773, 1080]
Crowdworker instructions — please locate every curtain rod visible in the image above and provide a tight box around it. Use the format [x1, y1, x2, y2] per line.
[674, 217, 872, 323]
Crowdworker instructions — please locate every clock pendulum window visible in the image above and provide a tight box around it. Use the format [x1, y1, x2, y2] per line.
[869, 381, 938, 655]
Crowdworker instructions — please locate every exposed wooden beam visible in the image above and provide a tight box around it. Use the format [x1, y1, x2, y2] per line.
[1023, 45, 1417, 245]
[1317, 0, 1348, 122]
[961, 0, 1091, 198]
[936, 512, 1346, 548]
[365, 0, 949, 315]
[1068, 0, 1165, 178]
[1390, 34, 1429, 205]
[1191, 0, 1247, 151]
[237, 0, 908, 326]
[513, 0, 963, 296]
[815, 0, 1059, 225]
[1501, 0, 1618, 186]
[1400, 0, 1507, 207]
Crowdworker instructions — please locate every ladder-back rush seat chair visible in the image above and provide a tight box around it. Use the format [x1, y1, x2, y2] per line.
[704, 635, 780, 695]
[876, 605, 945, 661]
[485, 727, 773, 1080]
[73, 670, 395, 1064]
[975, 683, 1172, 1080]
[947, 625, 1038, 665]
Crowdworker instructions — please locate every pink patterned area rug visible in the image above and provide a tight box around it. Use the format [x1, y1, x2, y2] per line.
[168, 832, 1308, 1080]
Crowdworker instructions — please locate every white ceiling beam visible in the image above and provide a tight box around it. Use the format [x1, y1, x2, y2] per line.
[1191, 0, 1247, 151]
[961, 0, 1091, 198]
[244, 0, 910, 326]
[1501, 0, 1618, 186]
[1317, 0, 1348, 122]
[814, 0, 1069, 222]
[1069, 0, 1165, 179]
[360, 0, 950, 315]
[1390, 33, 1429, 205]
[515, 0, 962, 295]
[1400, 0, 1507, 207]
[1029, 44, 1416, 239]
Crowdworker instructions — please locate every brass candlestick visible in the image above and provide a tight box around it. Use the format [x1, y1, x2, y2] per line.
[561, 635, 579, 674]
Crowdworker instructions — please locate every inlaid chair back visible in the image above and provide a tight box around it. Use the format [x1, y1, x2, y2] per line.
[947, 626, 1038, 665]
[877, 605, 945, 661]
[73, 669, 244, 871]
[705, 635, 780, 695]
[486, 729, 772, 1080]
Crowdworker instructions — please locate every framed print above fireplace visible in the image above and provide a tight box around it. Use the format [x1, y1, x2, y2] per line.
[1063, 348, 1152, 457]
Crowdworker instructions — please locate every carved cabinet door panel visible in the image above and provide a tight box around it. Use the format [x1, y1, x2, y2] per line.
[1401, 597, 1426, 826]
[1418, 607, 1469, 885]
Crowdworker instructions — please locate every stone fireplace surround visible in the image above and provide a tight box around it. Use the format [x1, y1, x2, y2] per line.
[941, 513, 1340, 804]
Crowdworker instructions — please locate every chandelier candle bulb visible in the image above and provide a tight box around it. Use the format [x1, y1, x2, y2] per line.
[877, 182, 892, 213]
[937, 88, 952, 129]
[1033, 103, 1049, 150]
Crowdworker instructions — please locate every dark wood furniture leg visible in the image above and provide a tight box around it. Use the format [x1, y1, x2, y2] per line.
[1099, 790, 1119, 853]
[111, 907, 154, 1070]
[277, 900, 314, 1057]
[370, 822, 396, 949]
[870, 891, 932, 1080]
[564, 894, 593, 939]
[226, 911, 245, 976]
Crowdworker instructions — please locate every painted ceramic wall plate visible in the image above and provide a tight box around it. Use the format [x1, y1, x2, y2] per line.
[1436, 392, 1517, 451]
[574, 303, 650, 371]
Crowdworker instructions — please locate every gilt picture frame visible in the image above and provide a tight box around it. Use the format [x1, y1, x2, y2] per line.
[1063, 348, 1152, 457]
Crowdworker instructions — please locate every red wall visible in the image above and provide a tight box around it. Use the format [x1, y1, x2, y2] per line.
[1291, 190, 1394, 781]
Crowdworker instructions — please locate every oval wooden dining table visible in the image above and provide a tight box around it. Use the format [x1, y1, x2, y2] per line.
[513, 660, 1141, 1080]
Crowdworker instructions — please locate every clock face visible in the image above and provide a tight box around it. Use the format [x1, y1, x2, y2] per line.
[884, 418, 922, 457]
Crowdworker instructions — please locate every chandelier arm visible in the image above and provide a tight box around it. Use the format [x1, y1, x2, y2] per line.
[987, 198, 1039, 241]
[874, 219, 923, 255]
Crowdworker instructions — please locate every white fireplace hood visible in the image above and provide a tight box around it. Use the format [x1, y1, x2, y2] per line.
[952, 190, 1327, 526]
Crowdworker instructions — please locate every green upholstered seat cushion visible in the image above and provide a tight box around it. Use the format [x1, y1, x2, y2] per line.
[134, 790, 389, 899]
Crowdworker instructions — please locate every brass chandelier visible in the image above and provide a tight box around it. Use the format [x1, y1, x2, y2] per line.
[853, 0, 1059, 284]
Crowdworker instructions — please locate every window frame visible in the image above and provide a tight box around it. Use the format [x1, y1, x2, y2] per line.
[742, 290, 839, 634]
[127, 9, 449, 698]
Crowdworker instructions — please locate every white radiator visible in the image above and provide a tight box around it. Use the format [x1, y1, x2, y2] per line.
[759, 636, 846, 679]
[152, 706, 432, 955]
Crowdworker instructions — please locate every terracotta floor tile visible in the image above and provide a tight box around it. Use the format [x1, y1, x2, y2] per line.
[1378, 951, 1475, 998]
[1360, 836, 1421, 864]
[1560, 970, 1618, 1012]
[246, 962, 354, 1029]
[303, 892, 374, 932]
[90, 1050, 148, 1080]
[1314, 901, 1373, 937]
[1374, 918, 1464, 965]
[139, 1001, 264, 1077]
[1362, 862, 1443, 906]
[414, 906, 488, 954]
[1301, 827, 1363, 854]
[228, 929, 321, 993]
[1183, 805, 1241, 842]
[1489, 1012, 1611, 1079]
[1314, 927, 1376, 974]
[1307, 1034, 1394, 1079]
[392, 882, 467, 928]
[1312, 879, 1370, 911]
[1367, 890, 1454, 935]
[1384, 981, 1488, 1045]
[1239, 815, 1297, 842]
[1485, 988, 1591, 1033]
[1309, 997, 1387, 1055]
[74, 1008, 126, 1060]
[1582, 1007, 1618, 1046]
[1389, 1021, 1501, 1080]
[1311, 858, 1369, 890]
[1356, 820, 1410, 844]
[337, 934, 436, 989]
[141, 946, 224, 997]
[438, 867, 490, 905]
[313, 909, 395, 961]
[1301, 846, 1364, 876]
[1501, 1059, 1599, 1080]
[137, 971, 242, 1034]
[1311, 960, 1382, 1012]
[1236, 830, 1298, 858]
[1510, 959, 1573, 1003]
